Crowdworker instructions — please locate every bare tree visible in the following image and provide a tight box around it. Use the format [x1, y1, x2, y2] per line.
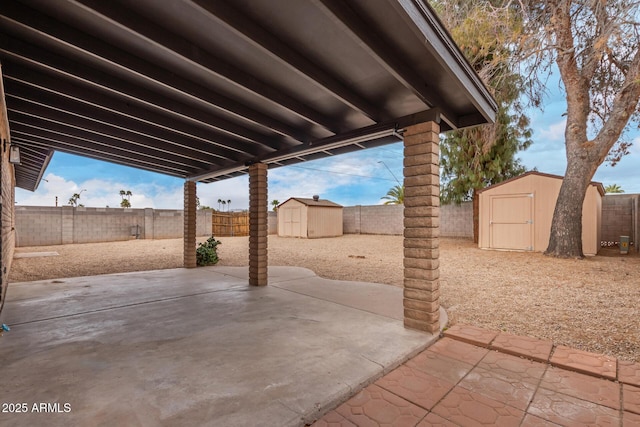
[519, 0, 640, 257]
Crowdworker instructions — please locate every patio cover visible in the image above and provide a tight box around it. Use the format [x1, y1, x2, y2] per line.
[0, 0, 496, 191]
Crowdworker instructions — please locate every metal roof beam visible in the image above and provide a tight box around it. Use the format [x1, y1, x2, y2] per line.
[7, 98, 220, 166]
[14, 145, 50, 161]
[186, 109, 439, 182]
[74, 0, 341, 137]
[5, 83, 236, 163]
[12, 133, 188, 177]
[0, 37, 280, 153]
[12, 142, 53, 191]
[261, 109, 438, 164]
[13, 151, 46, 164]
[2, 63, 259, 159]
[10, 117, 197, 174]
[391, 0, 497, 124]
[190, 0, 382, 123]
[0, 2, 301, 148]
[314, 0, 460, 130]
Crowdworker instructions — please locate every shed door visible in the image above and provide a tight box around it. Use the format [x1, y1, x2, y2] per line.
[489, 194, 533, 250]
[282, 207, 301, 237]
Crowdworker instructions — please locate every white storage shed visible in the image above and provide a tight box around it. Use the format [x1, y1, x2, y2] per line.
[277, 196, 343, 238]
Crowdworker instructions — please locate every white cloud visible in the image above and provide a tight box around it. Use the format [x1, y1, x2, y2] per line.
[197, 177, 249, 211]
[594, 136, 640, 193]
[266, 152, 396, 205]
[15, 173, 185, 209]
[630, 135, 640, 155]
[15, 155, 392, 211]
[519, 114, 568, 174]
[537, 119, 566, 144]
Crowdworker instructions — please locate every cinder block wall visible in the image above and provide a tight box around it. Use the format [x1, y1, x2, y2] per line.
[72, 207, 145, 243]
[636, 197, 639, 250]
[343, 205, 404, 235]
[601, 194, 638, 245]
[16, 206, 64, 246]
[19, 197, 640, 246]
[15, 206, 212, 247]
[342, 203, 473, 237]
[440, 202, 473, 238]
[153, 210, 184, 240]
[268, 211, 277, 235]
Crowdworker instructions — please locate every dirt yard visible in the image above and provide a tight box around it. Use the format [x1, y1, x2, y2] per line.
[10, 235, 640, 361]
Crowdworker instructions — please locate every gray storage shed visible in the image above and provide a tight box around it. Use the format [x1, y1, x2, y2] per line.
[278, 196, 343, 238]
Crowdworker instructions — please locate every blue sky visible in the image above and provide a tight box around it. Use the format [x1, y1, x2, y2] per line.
[15, 92, 640, 210]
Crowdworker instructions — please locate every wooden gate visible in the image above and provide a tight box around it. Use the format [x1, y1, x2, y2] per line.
[212, 212, 249, 237]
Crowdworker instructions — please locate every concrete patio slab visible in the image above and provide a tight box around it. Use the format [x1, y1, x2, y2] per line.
[0, 266, 440, 427]
[271, 271, 405, 321]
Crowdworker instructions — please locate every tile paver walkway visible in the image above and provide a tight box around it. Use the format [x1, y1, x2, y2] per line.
[312, 325, 640, 426]
[619, 360, 640, 387]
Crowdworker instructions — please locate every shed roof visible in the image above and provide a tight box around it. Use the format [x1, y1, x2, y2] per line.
[279, 197, 343, 208]
[0, 0, 496, 192]
[477, 171, 606, 197]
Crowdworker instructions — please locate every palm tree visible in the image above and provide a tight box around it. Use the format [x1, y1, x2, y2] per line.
[217, 199, 222, 211]
[271, 199, 280, 212]
[605, 184, 624, 194]
[68, 193, 80, 207]
[221, 200, 227, 210]
[69, 189, 87, 207]
[119, 189, 133, 207]
[381, 185, 404, 205]
[227, 199, 231, 211]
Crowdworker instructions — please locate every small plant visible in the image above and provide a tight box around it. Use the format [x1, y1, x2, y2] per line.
[196, 235, 222, 266]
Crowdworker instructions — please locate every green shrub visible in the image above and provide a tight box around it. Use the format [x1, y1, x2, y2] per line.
[196, 235, 222, 266]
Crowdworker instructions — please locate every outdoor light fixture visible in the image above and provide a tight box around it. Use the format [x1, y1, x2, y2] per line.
[9, 144, 21, 164]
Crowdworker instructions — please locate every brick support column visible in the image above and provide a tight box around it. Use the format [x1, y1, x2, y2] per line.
[183, 180, 197, 268]
[249, 163, 268, 286]
[403, 121, 440, 333]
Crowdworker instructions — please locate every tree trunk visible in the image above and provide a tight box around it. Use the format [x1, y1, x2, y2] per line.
[545, 155, 596, 259]
[472, 189, 479, 244]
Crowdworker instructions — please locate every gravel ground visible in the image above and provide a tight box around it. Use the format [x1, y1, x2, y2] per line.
[10, 235, 640, 361]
